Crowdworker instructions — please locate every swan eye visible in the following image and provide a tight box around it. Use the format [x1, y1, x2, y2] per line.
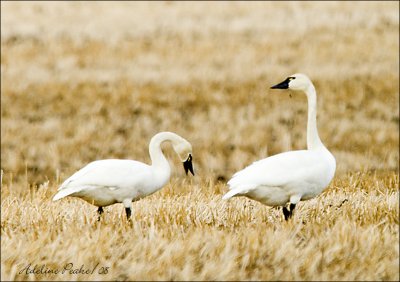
[288, 77, 295, 80]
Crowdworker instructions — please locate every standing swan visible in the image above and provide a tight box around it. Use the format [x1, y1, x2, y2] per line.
[222, 74, 336, 220]
[53, 131, 194, 220]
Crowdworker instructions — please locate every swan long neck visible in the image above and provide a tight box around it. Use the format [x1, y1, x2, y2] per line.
[305, 84, 324, 150]
[148, 132, 181, 170]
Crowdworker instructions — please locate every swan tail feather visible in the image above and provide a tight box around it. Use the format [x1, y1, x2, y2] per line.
[222, 188, 245, 200]
[52, 187, 81, 201]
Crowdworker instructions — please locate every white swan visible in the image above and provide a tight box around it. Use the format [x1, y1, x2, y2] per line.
[222, 74, 336, 220]
[53, 131, 194, 220]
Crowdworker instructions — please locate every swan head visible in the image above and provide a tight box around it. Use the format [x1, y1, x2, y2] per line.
[271, 73, 312, 92]
[172, 140, 194, 176]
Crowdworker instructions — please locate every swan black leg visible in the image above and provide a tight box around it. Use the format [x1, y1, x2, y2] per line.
[97, 206, 104, 221]
[289, 203, 296, 213]
[283, 203, 297, 221]
[125, 207, 132, 221]
[283, 206, 291, 220]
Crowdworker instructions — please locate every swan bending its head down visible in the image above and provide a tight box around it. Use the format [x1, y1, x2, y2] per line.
[223, 74, 336, 220]
[53, 131, 194, 220]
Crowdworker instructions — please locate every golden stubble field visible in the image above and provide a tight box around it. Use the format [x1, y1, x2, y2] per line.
[1, 1, 399, 281]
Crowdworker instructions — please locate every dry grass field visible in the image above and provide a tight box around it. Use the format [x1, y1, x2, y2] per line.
[1, 1, 399, 281]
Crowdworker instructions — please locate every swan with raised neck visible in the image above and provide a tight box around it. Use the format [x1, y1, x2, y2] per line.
[224, 73, 336, 221]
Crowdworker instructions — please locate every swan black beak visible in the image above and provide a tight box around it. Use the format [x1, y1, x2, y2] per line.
[271, 77, 290, 89]
[183, 154, 194, 175]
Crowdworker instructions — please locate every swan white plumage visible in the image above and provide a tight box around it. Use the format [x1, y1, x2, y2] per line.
[53, 131, 194, 220]
[222, 74, 336, 220]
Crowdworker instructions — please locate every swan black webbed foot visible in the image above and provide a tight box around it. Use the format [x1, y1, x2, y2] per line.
[282, 203, 296, 221]
[97, 206, 104, 221]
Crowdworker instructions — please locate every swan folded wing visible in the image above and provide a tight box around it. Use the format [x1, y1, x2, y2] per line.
[58, 161, 100, 190]
[57, 159, 152, 192]
[228, 150, 326, 191]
